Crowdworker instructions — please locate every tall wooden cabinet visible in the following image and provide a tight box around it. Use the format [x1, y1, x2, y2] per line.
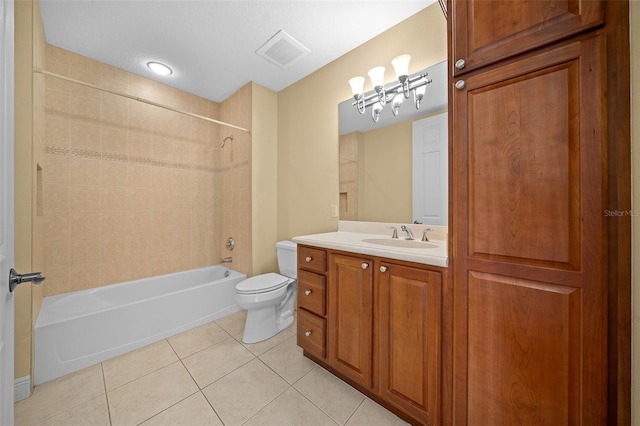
[449, 0, 630, 424]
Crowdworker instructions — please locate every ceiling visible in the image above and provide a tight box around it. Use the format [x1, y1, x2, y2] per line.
[39, 0, 436, 103]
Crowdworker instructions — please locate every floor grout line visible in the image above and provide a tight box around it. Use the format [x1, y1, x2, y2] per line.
[100, 363, 114, 426]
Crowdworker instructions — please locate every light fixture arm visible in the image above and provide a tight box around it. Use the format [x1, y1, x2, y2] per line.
[351, 72, 431, 114]
[354, 94, 366, 114]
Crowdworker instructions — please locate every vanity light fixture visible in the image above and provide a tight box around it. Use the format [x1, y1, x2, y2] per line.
[146, 61, 173, 76]
[349, 54, 432, 123]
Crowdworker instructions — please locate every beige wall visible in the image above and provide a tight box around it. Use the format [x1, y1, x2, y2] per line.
[631, 1, 639, 423]
[277, 4, 447, 239]
[251, 83, 279, 275]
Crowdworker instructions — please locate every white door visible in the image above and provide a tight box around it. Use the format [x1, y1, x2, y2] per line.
[0, 0, 16, 423]
[412, 112, 448, 225]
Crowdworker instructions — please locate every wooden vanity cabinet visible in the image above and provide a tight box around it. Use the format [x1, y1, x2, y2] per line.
[378, 261, 442, 426]
[297, 244, 444, 425]
[296, 246, 327, 359]
[327, 252, 374, 389]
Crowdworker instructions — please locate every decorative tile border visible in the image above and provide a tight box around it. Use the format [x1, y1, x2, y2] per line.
[44, 145, 219, 173]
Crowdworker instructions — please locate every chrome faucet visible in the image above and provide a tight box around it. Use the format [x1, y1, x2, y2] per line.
[220, 257, 233, 263]
[400, 225, 415, 240]
[385, 225, 398, 239]
[421, 228, 434, 242]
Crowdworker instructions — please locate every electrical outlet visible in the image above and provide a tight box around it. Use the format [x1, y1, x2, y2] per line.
[330, 204, 338, 218]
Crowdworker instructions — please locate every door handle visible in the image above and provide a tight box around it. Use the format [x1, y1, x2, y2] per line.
[9, 268, 45, 293]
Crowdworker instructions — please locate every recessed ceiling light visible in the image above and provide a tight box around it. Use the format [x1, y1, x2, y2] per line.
[147, 61, 173, 76]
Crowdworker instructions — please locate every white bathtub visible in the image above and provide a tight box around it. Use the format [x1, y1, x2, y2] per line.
[34, 265, 246, 385]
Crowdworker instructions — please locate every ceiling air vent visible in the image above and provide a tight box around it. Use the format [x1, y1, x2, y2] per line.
[256, 30, 310, 69]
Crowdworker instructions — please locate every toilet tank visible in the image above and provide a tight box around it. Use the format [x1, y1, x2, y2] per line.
[276, 240, 298, 279]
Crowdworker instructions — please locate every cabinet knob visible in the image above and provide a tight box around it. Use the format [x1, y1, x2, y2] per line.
[304, 289, 312, 296]
[305, 331, 312, 337]
[380, 266, 387, 273]
[361, 262, 369, 269]
[305, 256, 312, 262]
[455, 59, 466, 69]
[455, 80, 466, 90]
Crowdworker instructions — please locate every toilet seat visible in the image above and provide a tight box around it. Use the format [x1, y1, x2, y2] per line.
[235, 273, 291, 295]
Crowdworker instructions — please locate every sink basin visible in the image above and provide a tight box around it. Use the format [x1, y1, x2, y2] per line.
[362, 238, 438, 249]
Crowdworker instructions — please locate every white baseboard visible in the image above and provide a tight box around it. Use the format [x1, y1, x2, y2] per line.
[14, 375, 30, 402]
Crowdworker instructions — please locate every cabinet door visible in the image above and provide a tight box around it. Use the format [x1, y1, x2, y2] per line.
[378, 262, 441, 426]
[451, 0, 603, 76]
[452, 35, 606, 424]
[328, 253, 374, 388]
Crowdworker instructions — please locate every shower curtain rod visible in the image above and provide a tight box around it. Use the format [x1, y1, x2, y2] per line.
[33, 67, 251, 134]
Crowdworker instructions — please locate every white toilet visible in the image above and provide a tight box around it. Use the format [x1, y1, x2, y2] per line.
[235, 240, 298, 344]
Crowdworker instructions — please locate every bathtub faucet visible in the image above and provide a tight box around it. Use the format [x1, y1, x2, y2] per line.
[220, 257, 233, 264]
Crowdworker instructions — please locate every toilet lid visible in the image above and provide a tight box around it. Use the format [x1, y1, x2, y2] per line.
[236, 273, 291, 294]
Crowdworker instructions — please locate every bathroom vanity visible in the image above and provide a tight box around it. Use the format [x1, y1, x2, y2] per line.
[293, 222, 448, 426]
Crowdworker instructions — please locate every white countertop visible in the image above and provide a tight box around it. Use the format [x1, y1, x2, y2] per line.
[292, 221, 449, 268]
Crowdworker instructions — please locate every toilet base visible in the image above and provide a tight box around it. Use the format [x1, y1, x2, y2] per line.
[236, 279, 297, 344]
[242, 306, 277, 344]
[241, 306, 294, 344]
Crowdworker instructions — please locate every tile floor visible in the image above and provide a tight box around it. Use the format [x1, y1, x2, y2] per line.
[15, 310, 409, 426]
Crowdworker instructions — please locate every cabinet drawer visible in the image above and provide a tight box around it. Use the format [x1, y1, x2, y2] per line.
[298, 246, 326, 273]
[297, 270, 326, 316]
[297, 309, 326, 359]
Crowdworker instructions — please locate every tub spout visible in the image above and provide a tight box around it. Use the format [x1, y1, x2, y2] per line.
[220, 257, 233, 263]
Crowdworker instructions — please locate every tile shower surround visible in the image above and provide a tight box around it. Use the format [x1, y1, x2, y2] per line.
[41, 45, 251, 297]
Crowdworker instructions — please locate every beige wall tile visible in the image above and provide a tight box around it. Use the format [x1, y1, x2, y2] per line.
[69, 120, 100, 151]
[128, 232, 154, 259]
[70, 51, 102, 85]
[127, 186, 153, 211]
[45, 239, 70, 271]
[45, 86, 70, 116]
[101, 161, 129, 187]
[101, 235, 130, 264]
[46, 44, 72, 69]
[44, 211, 70, 241]
[127, 164, 153, 187]
[127, 130, 153, 158]
[43, 45, 243, 297]
[45, 116, 70, 147]
[43, 266, 71, 297]
[101, 64, 129, 93]
[70, 237, 102, 266]
[69, 263, 102, 292]
[101, 210, 128, 237]
[101, 92, 129, 126]
[101, 260, 130, 286]
[70, 210, 100, 238]
[70, 158, 100, 186]
[70, 185, 101, 211]
[100, 186, 128, 211]
[69, 95, 101, 124]
[43, 182, 70, 213]
[43, 153, 70, 183]
[101, 127, 127, 155]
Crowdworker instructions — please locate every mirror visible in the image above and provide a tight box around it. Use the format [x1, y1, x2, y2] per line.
[339, 60, 448, 224]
